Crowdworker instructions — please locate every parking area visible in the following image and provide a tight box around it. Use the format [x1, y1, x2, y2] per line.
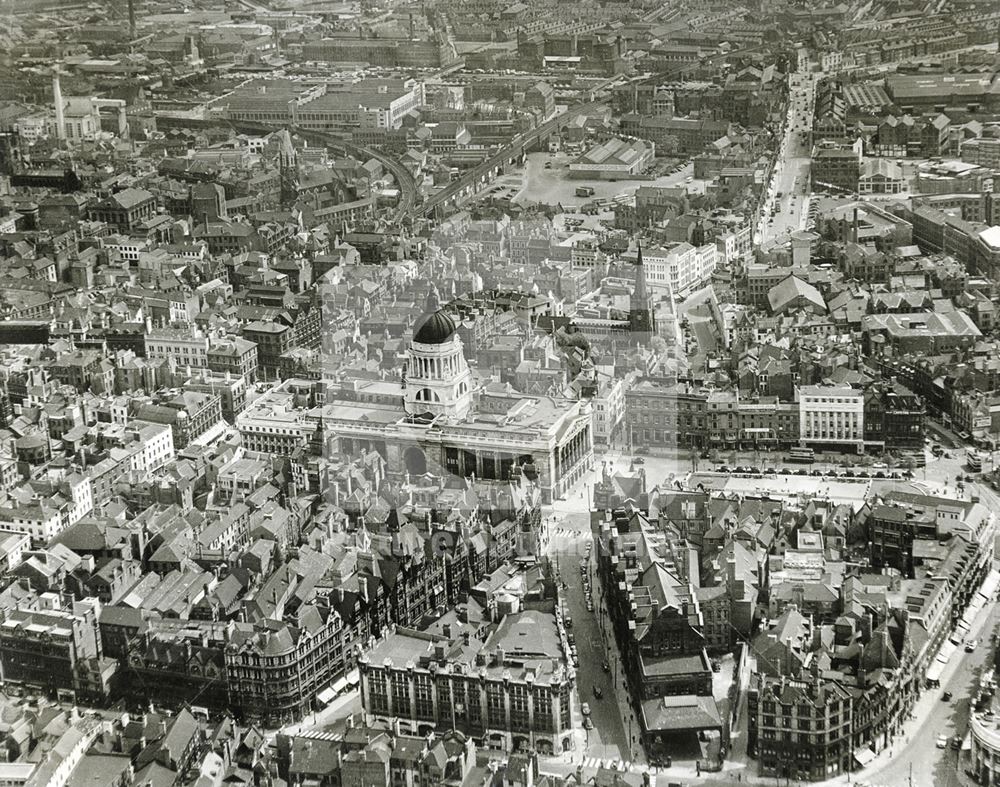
[514, 152, 703, 209]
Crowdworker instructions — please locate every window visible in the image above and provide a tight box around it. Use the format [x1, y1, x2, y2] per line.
[487, 684, 505, 727]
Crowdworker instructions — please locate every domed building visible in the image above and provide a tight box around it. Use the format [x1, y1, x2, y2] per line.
[405, 288, 473, 419]
[237, 287, 595, 503]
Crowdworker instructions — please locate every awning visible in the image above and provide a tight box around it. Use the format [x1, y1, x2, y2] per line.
[853, 748, 876, 766]
[926, 639, 957, 684]
[330, 674, 350, 695]
[963, 732, 973, 752]
[316, 687, 336, 705]
[978, 569, 1000, 601]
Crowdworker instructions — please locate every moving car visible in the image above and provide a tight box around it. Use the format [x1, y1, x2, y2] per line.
[966, 639, 978, 653]
[603, 662, 610, 673]
[943, 691, 953, 702]
[593, 685, 603, 699]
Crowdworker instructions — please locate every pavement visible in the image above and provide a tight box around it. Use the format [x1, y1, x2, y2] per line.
[757, 72, 817, 247]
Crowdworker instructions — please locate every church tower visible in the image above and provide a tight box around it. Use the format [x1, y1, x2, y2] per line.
[404, 287, 474, 419]
[628, 241, 656, 341]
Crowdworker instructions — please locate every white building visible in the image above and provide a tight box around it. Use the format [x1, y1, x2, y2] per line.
[236, 400, 312, 455]
[797, 384, 864, 452]
[641, 242, 717, 298]
[15, 114, 48, 145]
[145, 328, 211, 369]
[821, 51, 844, 73]
[127, 423, 176, 475]
[591, 375, 626, 446]
[715, 227, 752, 268]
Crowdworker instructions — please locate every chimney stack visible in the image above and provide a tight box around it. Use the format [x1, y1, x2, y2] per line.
[52, 72, 65, 141]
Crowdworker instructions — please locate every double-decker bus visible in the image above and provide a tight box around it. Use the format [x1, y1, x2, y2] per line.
[789, 447, 816, 464]
[968, 450, 983, 473]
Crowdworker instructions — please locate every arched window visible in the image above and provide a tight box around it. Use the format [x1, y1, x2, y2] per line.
[416, 388, 440, 403]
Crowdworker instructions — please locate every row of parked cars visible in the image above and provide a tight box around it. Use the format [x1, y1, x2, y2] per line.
[717, 465, 915, 480]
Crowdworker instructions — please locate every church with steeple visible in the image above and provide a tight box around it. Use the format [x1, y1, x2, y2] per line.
[628, 241, 656, 341]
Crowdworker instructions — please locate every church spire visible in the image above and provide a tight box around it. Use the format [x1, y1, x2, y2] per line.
[628, 240, 656, 343]
[425, 284, 442, 314]
[633, 240, 649, 309]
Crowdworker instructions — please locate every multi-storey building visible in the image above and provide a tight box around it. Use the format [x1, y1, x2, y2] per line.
[641, 243, 717, 299]
[234, 398, 312, 455]
[863, 382, 925, 449]
[746, 606, 917, 782]
[206, 337, 259, 381]
[593, 507, 713, 700]
[248, 295, 594, 503]
[223, 78, 426, 131]
[811, 145, 862, 193]
[0, 595, 106, 701]
[85, 188, 157, 233]
[626, 379, 707, 450]
[797, 384, 864, 452]
[749, 673, 853, 780]
[241, 321, 292, 378]
[359, 607, 575, 755]
[145, 328, 210, 369]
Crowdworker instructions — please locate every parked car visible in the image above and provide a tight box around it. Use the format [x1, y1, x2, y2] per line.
[966, 639, 978, 653]
[581, 703, 591, 716]
[602, 662, 610, 673]
[936, 735, 948, 749]
[951, 736, 963, 750]
[943, 691, 953, 702]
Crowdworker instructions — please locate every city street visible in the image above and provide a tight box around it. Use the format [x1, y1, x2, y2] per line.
[865, 601, 999, 787]
[757, 72, 816, 247]
[554, 542, 634, 766]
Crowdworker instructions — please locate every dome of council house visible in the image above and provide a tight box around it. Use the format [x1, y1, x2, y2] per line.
[413, 309, 456, 345]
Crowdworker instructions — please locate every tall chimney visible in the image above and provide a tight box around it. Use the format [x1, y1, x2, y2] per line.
[128, 0, 136, 39]
[52, 72, 65, 141]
